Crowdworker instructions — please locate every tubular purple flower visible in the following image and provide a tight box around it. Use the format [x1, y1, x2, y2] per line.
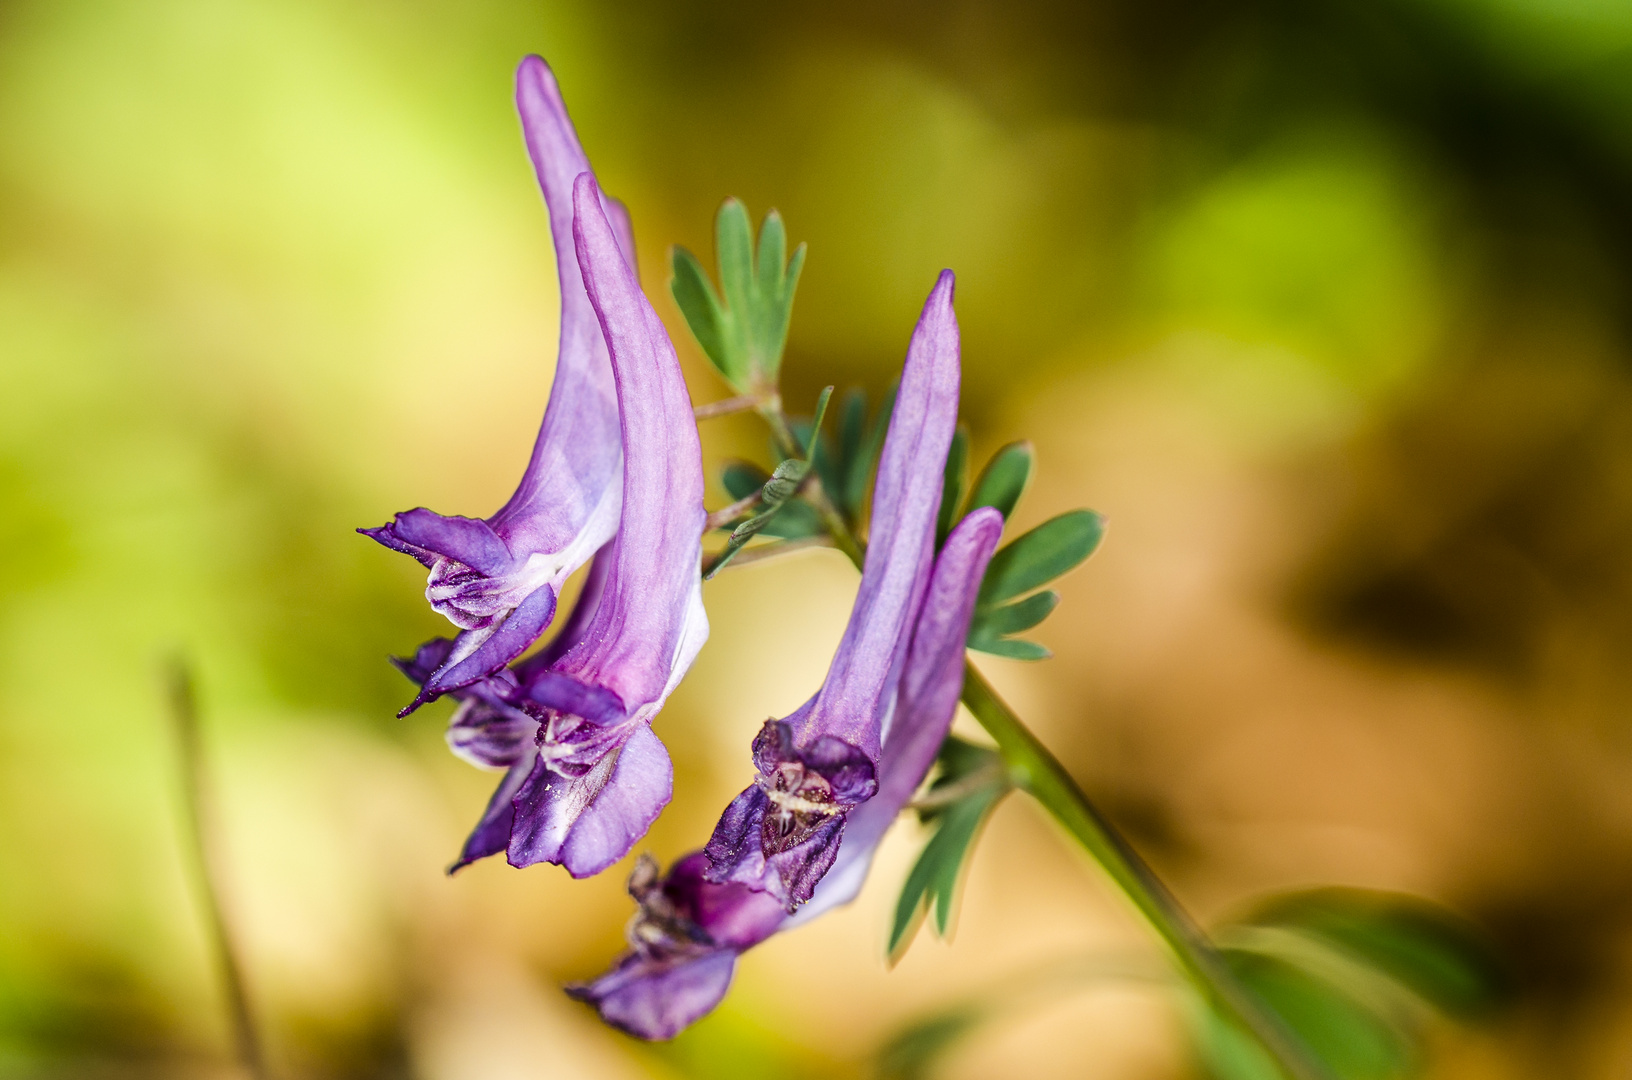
[487, 173, 709, 878]
[702, 271, 962, 909]
[361, 55, 634, 713]
[569, 508, 1006, 1039]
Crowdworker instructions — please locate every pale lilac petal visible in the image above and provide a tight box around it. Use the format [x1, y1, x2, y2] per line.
[798, 269, 961, 754]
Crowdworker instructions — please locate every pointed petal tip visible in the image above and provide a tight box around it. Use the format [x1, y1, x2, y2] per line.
[958, 505, 1006, 542]
[572, 169, 601, 206]
[515, 53, 557, 95]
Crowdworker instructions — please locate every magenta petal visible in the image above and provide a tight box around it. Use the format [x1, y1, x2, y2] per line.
[450, 757, 535, 872]
[375, 509, 513, 575]
[524, 671, 628, 725]
[507, 726, 673, 877]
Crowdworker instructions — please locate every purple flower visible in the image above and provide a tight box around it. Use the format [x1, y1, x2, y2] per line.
[408, 175, 708, 879]
[569, 507, 1005, 1039]
[362, 56, 635, 713]
[702, 271, 963, 910]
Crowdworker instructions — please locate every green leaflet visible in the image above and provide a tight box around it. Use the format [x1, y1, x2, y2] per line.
[965, 441, 1033, 521]
[719, 462, 822, 538]
[876, 1006, 987, 1080]
[1242, 889, 1507, 1022]
[1196, 888, 1507, 1080]
[977, 509, 1105, 607]
[964, 636, 1051, 661]
[971, 590, 1058, 637]
[670, 199, 805, 394]
[889, 738, 1008, 959]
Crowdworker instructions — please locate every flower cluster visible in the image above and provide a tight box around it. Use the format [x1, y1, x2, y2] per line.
[365, 54, 1023, 1038]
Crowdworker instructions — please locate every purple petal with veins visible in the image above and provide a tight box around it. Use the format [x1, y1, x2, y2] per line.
[361, 55, 635, 714]
[703, 270, 962, 909]
[495, 173, 707, 879]
[571, 508, 1005, 1038]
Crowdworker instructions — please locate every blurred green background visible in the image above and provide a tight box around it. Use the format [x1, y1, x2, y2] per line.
[4, 0, 1632, 1077]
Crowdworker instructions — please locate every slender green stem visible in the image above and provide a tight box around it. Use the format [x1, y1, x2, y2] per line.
[746, 398, 1323, 1079]
[959, 665, 1328, 1080]
[166, 661, 271, 1080]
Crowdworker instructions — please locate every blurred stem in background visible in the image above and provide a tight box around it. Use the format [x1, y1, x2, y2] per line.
[751, 406, 1328, 1080]
[166, 661, 270, 1080]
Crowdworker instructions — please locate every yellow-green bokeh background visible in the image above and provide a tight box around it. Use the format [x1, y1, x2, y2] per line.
[5, 1, 1632, 1076]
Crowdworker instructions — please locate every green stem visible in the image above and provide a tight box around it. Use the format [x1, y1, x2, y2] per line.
[959, 664, 1327, 1080]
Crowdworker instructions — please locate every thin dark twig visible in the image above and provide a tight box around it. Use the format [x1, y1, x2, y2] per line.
[166, 660, 270, 1080]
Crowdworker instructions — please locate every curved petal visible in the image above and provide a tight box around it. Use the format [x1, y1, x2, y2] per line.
[704, 272, 961, 904]
[498, 176, 708, 875]
[568, 949, 737, 1041]
[362, 56, 627, 700]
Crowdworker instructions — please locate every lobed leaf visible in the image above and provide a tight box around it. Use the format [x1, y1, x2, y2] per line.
[890, 738, 1007, 958]
[671, 199, 807, 394]
[978, 509, 1105, 606]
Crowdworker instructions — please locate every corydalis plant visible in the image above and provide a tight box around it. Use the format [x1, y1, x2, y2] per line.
[701, 272, 961, 911]
[361, 56, 630, 713]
